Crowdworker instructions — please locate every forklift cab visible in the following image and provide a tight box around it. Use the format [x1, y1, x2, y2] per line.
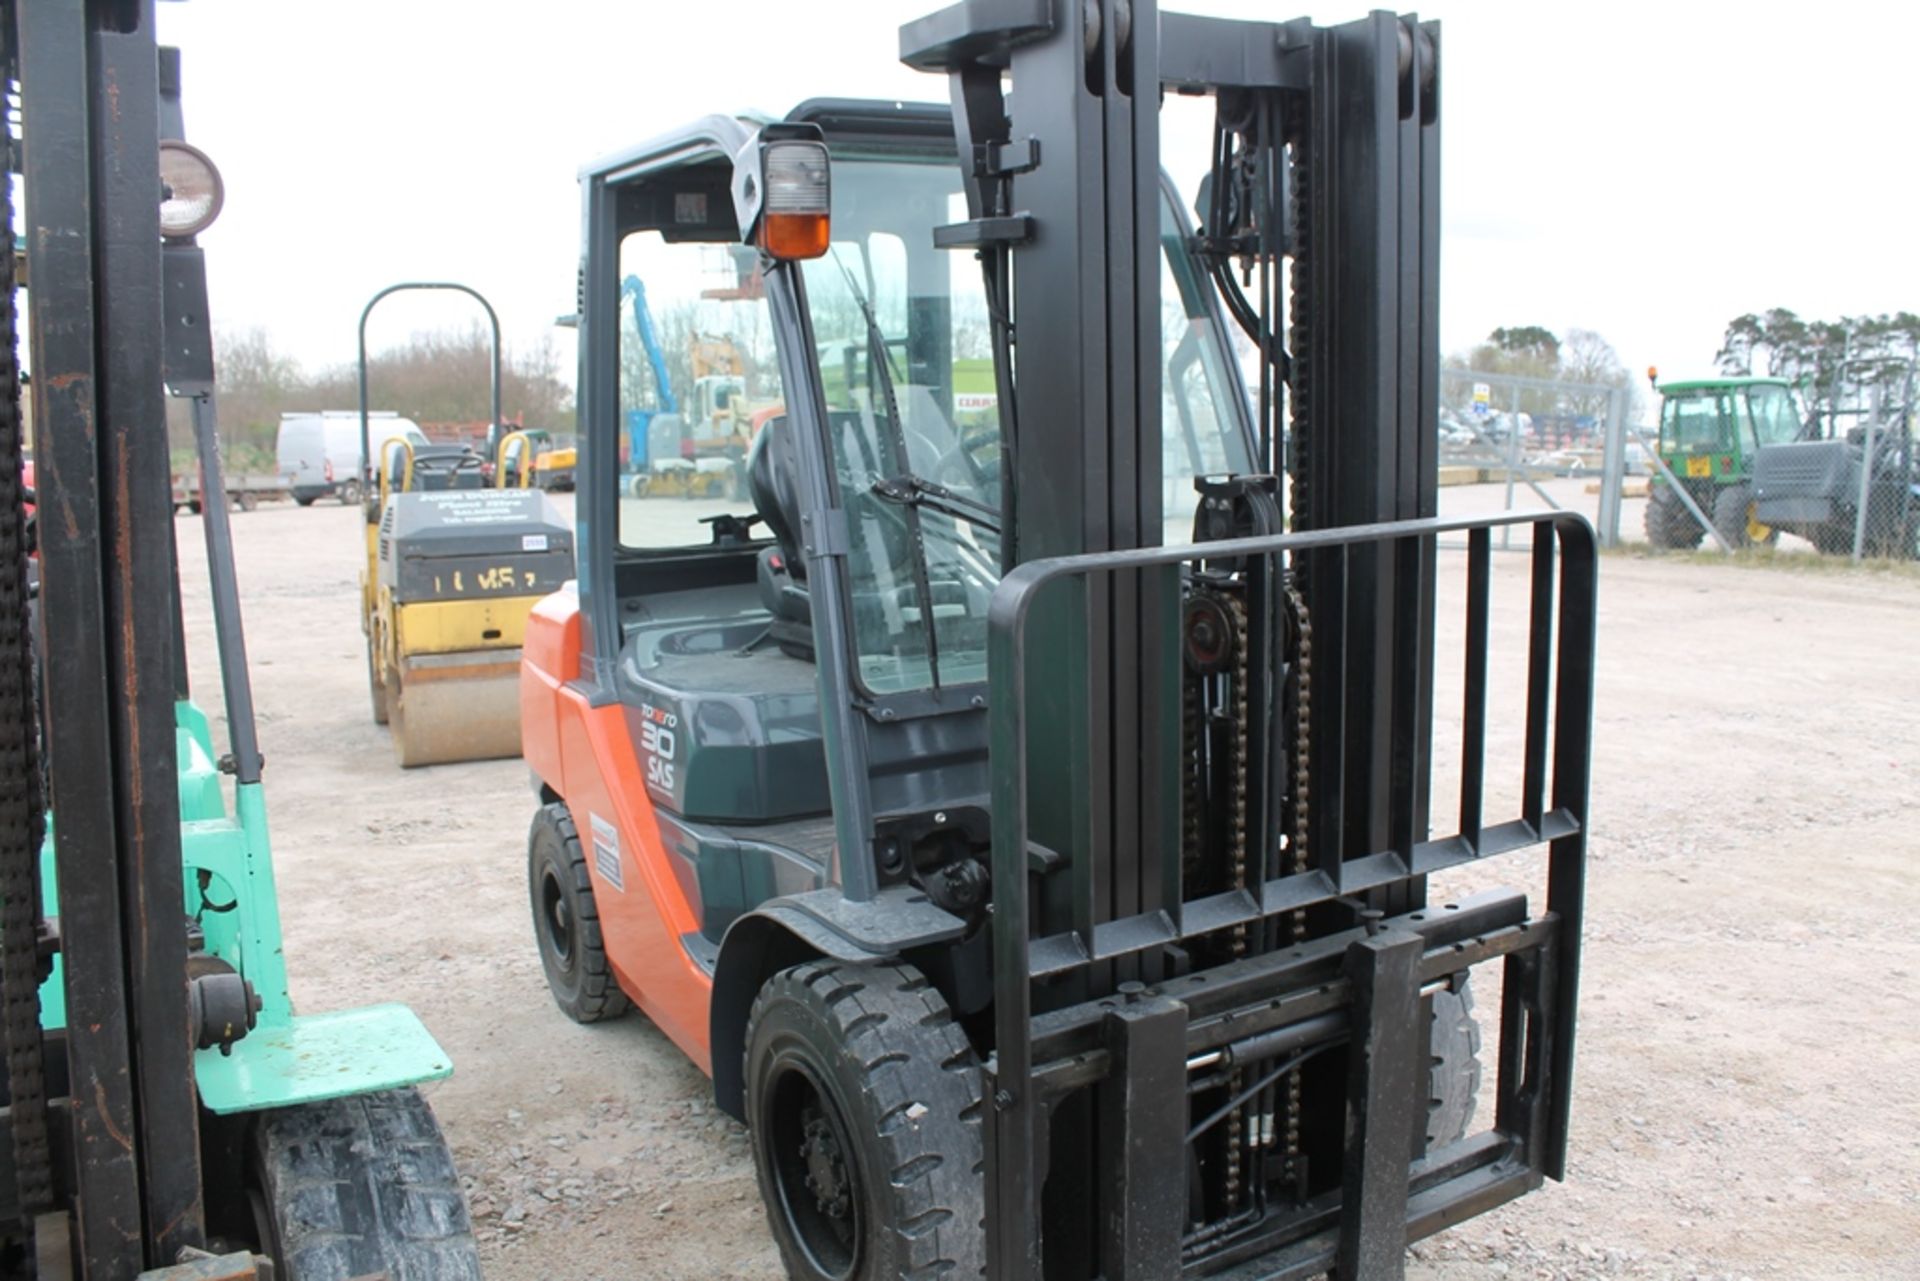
[534, 99, 1256, 907]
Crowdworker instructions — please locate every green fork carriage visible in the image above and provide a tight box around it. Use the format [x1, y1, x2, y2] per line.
[0, 3, 477, 1277]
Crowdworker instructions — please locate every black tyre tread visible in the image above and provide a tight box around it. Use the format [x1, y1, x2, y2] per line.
[529, 802, 631, 1023]
[1811, 522, 1854, 555]
[1644, 484, 1703, 549]
[1426, 982, 1483, 1149]
[253, 1087, 481, 1281]
[1711, 483, 1754, 550]
[747, 960, 986, 1279]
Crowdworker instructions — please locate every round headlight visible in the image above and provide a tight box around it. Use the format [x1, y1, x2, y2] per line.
[158, 139, 224, 238]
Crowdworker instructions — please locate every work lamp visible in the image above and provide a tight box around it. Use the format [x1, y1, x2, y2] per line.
[731, 125, 831, 261]
[158, 139, 224, 239]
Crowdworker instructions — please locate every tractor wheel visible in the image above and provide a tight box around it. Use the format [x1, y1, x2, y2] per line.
[249, 1087, 481, 1281]
[745, 960, 986, 1281]
[1643, 484, 1702, 550]
[528, 802, 631, 1023]
[1810, 522, 1855, 556]
[366, 644, 389, 726]
[1426, 979, 1483, 1150]
[1710, 483, 1769, 550]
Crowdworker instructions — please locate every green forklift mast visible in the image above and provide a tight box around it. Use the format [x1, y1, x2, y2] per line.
[2, 3, 476, 1276]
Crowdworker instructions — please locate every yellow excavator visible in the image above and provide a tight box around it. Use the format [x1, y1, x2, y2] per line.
[357, 282, 575, 766]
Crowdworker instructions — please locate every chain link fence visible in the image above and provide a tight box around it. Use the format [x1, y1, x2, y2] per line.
[1432, 365, 1920, 564]
[1435, 368, 1632, 549]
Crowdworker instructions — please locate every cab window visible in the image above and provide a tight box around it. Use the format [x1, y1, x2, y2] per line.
[616, 230, 786, 550]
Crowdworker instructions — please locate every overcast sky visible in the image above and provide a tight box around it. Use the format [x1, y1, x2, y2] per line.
[155, 0, 1918, 417]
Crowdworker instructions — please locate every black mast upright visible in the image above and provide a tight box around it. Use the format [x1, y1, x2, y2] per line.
[18, 0, 205, 1270]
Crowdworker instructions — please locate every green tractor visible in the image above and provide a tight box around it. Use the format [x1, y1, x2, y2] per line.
[1644, 373, 1806, 549]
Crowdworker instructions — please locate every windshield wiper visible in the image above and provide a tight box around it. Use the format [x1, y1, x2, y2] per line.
[870, 473, 1001, 532]
[829, 250, 947, 689]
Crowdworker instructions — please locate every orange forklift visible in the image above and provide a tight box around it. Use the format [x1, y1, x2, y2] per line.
[521, 2, 1596, 1277]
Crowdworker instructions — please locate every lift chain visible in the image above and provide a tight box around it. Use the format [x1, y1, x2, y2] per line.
[1282, 111, 1312, 544]
[1280, 579, 1312, 1185]
[1223, 592, 1250, 1214]
[0, 119, 54, 1215]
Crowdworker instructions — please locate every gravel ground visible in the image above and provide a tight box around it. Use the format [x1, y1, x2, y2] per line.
[171, 496, 1920, 1280]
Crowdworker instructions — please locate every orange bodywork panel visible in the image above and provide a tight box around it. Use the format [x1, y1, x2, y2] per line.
[520, 589, 716, 1073]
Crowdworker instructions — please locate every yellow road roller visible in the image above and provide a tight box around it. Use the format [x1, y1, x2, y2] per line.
[361, 431, 572, 766]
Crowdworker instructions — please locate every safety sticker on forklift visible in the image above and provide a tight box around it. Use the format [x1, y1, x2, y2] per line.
[590, 813, 624, 891]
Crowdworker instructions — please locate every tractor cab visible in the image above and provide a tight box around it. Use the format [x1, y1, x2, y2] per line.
[1645, 375, 1804, 548]
[1653, 376, 1803, 475]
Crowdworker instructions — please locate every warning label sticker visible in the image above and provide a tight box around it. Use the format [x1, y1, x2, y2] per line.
[590, 813, 623, 892]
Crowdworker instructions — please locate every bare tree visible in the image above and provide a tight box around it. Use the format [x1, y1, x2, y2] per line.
[1558, 328, 1633, 419]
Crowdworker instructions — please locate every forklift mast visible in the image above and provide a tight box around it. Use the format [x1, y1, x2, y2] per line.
[4, 6, 472, 1277]
[10, 2, 206, 1267]
[900, 0, 1596, 1274]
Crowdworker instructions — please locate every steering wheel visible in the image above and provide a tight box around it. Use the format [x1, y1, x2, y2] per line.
[928, 425, 1001, 505]
[699, 511, 765, 545]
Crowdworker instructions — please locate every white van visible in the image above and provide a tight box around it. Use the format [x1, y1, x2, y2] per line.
[277, 411, 428, 506]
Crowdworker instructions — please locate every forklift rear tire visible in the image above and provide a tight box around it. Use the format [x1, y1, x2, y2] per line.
[745, 960, 986, 1281]
[250, 1086, 482, 1281]
[528, 802, 631, 1023]
[1426, 980, 1483, 1150]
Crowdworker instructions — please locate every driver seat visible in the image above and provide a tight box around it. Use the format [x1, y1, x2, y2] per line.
[747, 417, 813, 661]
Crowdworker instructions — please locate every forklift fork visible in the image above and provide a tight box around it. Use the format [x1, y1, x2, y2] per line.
[983, 511, 1595, 1276]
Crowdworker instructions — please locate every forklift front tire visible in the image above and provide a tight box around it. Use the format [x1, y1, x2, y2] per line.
[745, 960, 986, 1281]
[250, 1087, 481, 1281]
[528, 802, 631, 1023]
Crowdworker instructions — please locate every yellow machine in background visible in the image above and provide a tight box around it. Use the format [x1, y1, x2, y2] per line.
[525, 429, 579, 492]
[361, 431, 574, 766]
